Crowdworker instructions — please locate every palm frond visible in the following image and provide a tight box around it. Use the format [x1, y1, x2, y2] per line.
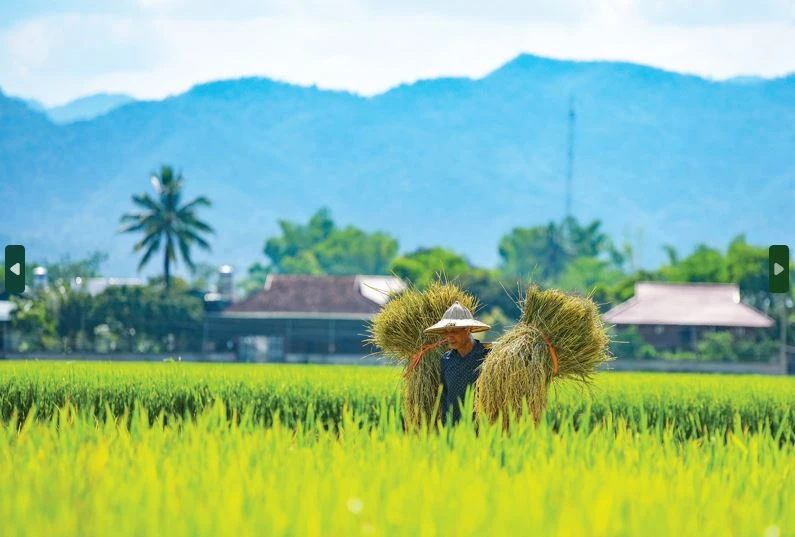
[119, 213, 144, 223]
[119, 213, 162, 234]
[165, 232, 177, 263]
[177, 235, 196, 272]
[178, 196, 212, 214]
[177, 213, 214, 234]
[178, 228, 212, 251]
[137, 234, 161, 271]
[119, 220, 150, 234]
[131, 194, 161, 213]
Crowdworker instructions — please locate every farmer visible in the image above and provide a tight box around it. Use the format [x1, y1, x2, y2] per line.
[424, 301, 491, 426]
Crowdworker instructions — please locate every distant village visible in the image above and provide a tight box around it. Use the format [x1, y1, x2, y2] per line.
[1, 167, 792, 375]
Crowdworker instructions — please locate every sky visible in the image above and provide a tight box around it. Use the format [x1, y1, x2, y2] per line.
[1, 0, 795, 107]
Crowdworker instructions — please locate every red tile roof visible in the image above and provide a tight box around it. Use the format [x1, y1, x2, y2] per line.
[224, 275, 388, 316]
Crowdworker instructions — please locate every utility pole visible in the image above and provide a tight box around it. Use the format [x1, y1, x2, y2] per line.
[565, 95, 576, 220]
[781, 295, 790, 375]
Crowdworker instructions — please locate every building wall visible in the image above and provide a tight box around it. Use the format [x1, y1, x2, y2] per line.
[205, 316, 375, 361]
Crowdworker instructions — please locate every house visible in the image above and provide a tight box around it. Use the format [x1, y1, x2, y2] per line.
[603, 281, 774, 351]
[204, 274, 406, 364]
[0, 296, 16, 358]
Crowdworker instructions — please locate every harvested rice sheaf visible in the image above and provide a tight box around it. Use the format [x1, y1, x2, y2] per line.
[366, 281, 479, 428]
[475, 284, 613, 428]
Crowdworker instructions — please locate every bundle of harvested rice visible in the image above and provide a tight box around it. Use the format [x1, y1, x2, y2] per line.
[475, 284, 612, 429]
[366, 281, 480, 428]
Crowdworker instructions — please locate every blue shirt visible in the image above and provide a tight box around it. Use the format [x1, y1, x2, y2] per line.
[439, 339, 489, 425]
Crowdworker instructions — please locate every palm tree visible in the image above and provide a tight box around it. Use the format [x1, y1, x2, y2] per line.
[118, 165, 214, 290]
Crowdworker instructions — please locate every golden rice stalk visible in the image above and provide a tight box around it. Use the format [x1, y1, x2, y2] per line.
[366, 280, 479, 429]
[402, 347, 444, 430]
[366, 281, 479, 364]
[475, 324, 549, 428]
[475, 284, 613, 429]
[519, 284, 612, 384]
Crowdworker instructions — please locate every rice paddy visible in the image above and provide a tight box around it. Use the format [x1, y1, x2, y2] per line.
[1, 361, 794, 537]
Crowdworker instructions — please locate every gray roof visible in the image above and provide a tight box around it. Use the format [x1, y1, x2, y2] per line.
[222, 275, 405, 318]
[603, 282, 774, 328]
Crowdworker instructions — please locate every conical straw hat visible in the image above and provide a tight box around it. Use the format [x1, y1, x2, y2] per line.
[424, 301, 491, 334]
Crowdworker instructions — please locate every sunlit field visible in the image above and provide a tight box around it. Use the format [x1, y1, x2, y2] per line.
[1, 361, 793, 537]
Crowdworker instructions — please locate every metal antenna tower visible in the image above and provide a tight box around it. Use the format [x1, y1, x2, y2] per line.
[565, 95, 575, 220]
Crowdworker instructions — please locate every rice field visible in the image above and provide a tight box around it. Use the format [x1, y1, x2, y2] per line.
[1, 361, 794, 537]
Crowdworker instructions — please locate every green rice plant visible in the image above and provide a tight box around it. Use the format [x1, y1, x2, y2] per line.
[1, 362, 794, 443]
[0, 396, 793, 537]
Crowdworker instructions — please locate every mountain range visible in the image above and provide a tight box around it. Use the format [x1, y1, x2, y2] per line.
[23, 93, 135, 124]
[1, 54, 794, 279]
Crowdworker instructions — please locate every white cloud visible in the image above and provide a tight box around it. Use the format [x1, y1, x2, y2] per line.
[0, 4, 794, 106]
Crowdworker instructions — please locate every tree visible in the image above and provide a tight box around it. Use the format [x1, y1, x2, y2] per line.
[238, 262, 272, 297]
[456, 269, 522, 319]
[659, 243, 728, 283]
[90, 285, 204, 353]
[10, 292, 59, 351]
[662, 244, 679, 266]
[725, 234, 771, 311]
[561, 217, 610, 258]
[389, 247, 472, 288]
[314, 227, 397, 275]
[498, 225, 554, 280]
[27, 251, 108, 287]
[263, 208, 398, 275]
[54, 284, 96, 353]
[555, 256, 624, 295]
[265, 208, 334, 271]
[498, 217, 613, 282]
[189, 262, 219, 291]
[118, 165, 214, 290]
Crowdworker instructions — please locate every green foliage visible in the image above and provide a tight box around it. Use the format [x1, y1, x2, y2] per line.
[9, 295, 59, 351]
[661, 350, 699, 361]
[264, 207, 334, 267]
[27, 251, 108, 286]
[314, 227, 398, 275]
[8, 284, 204, 354]
[118, 165, 214, 290]
[264, 208, 398, 275]
[659, 243, 728, 283]
[725, 234, 775, 310]
[735, 336, 781, 362]
[389, 247, 472, 288]
[188, 262, 218, 291]
[90, 286, 204, 353]
[498, 217, 615, 282]
[692, 330, 780, 363]
[455, 269, 521, 318]
[555, 256, 624, 294]
[696, 331, 737, 361]
[238, 262, 272, 297]
[610, 326, 658, 360]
